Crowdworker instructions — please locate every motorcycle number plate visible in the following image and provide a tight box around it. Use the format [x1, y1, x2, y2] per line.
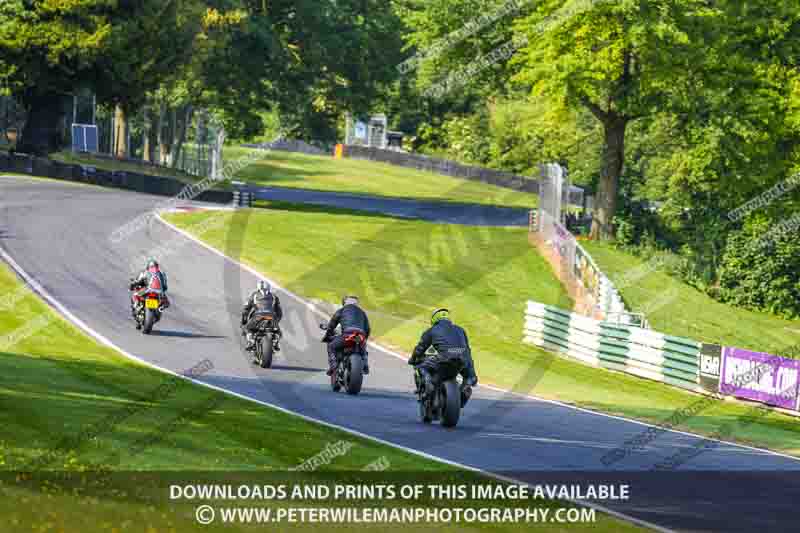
[145, 299, 159, 309]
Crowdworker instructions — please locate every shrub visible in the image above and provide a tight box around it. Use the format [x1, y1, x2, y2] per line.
[717, 217, 800, 318]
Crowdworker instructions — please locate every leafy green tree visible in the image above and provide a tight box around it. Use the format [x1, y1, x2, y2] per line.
[718, 215, 800, 318]
[0, 0, 113, 154]
[514, 0, 712, 239]
[194, 1, 404, 142]
[0, 1, 202, 156]
[91, 1, 202, 158]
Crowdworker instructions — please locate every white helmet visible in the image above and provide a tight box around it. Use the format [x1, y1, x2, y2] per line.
[257, 280, 270, 293]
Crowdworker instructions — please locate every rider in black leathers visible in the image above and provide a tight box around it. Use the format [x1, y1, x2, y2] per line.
[322, 296, 371, 375]
[241, 280, 283, 352]
[408, 308, 478, 399]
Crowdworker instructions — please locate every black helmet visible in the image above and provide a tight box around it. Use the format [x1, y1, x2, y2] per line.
[146, 258, 159, 270]
[342, 295, 359, 306]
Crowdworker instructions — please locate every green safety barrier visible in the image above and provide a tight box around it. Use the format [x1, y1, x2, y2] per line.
[524, 300, 701, 392]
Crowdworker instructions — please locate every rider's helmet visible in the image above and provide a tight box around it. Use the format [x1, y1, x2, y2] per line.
[342, 295, 359, 306]
[146, 258, 160, 273]
[257, 280, 271, 294]
[431, 308, 449, 326]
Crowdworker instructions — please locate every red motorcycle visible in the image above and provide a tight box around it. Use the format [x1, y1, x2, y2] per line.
[129, 278, 167, 334]
[320, 323, 367, 395]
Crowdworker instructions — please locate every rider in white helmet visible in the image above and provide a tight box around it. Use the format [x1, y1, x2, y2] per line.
[241, 280, 283, 352]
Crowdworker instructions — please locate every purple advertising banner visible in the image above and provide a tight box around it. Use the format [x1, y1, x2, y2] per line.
[719, 348, 800, 410]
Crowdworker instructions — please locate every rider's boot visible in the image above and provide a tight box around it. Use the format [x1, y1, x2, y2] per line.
[326, 352, 337, 376]
[131, 303, 141, 329]
[419, 369, 434, 399]
[362, 351, 369, 374]
[245, 332, 255, 351]
[273, 328, 282, 352]
[460, 385, 472, 407]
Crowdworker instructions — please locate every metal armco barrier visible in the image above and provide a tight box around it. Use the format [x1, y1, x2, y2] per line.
[0, 151, 232, 205]
[523, 300, 702, 391]
[338, 144, 577, 200]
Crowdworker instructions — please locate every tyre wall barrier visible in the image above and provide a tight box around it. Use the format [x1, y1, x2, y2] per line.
[523, 300, 800, 414]
[523, 300, 701, 391]
[0, 151, 233, 205]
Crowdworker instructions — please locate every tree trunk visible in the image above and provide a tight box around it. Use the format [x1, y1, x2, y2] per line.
[143, 107, 158, 163]
[157, 102, 171, 166]
[142, 124, 152, 163]
[590, 116, 627, 240]
[113, 104, 128, 158]
[170, 104, 193, 169]
[211, 125, 226, 181]
[166, 108, 177, 166]
[18, 90, 65, 156]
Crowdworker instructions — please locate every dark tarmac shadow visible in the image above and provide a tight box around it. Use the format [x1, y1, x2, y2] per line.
[148, 330, 226, 340]
[268, 364, 325, 373]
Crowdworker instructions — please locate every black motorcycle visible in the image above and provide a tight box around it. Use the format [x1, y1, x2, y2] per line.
[129, 280, 167, 334]
[320, 323, 366, 395]
[243, 313, 279, 368]
[413, 353, 472, 428]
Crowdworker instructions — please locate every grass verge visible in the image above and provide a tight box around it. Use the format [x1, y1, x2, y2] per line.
[581, 241, 800, 355]
[226, 146, 539, 208]
[164, 205, 800, 458]
[50, 147, 539, 209]
[0, 259, 632, 532]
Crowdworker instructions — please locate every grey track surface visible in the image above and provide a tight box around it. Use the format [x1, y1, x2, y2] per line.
[242, 184, 531, 226]
[3, 176, 800, 533]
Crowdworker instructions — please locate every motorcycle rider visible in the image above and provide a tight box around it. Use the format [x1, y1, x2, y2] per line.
[241, 280, 283, 353]
[408, 308, 478, 404]
[322, 295, 371, 376]
[130, 258, 170, 327]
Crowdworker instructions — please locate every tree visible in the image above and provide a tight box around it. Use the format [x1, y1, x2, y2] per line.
[514, 0, 711, 239]
[0, 0, 202, 156]
[0, 0, 113, 154]
[194, 1, 404, 142]
[91, 1, 202, 158]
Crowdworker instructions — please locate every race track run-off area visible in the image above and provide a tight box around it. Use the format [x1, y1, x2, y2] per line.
[2, 176, 800, 533]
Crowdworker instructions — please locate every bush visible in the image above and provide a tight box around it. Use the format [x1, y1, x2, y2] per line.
[717, 217, 800, 318]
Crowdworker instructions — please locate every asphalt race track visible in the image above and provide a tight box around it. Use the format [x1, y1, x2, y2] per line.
[242, 184, 531, 226]
[3, 175, 800, 533]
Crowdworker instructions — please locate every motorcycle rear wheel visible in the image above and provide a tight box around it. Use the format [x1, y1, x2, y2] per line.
[345, 354, 363, 395]
[259, 336, 274, 368]
[142, 308, 157, 334]
[440, 380, 461, 427]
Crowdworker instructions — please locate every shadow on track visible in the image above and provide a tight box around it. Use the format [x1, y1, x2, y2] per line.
[268, 364, 325, 373]
[148, 330, 226, 340]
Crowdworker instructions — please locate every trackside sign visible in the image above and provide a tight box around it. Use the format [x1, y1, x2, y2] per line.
[719, 348, 800, 410]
